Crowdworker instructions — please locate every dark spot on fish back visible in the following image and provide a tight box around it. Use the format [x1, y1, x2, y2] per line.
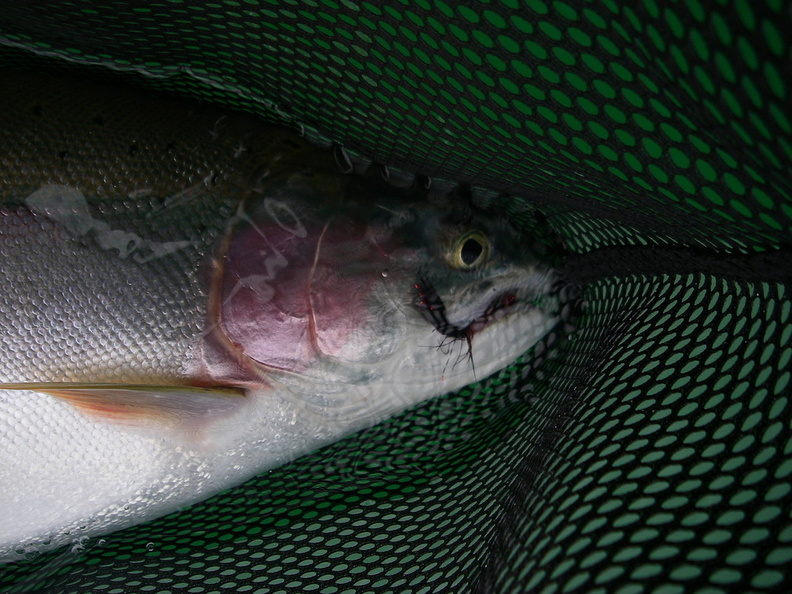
[128, 142, 138, 156]
[58, 150, 69, 161]
[32, 103, 43, 117]
[91, 115, 105, 126]
[165, 142, 176, 153]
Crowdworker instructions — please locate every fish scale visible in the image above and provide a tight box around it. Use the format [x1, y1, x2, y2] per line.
[0, 70, 565, 562]
[0, 205, 199, 384]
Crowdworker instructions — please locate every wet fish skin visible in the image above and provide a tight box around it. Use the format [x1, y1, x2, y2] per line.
[1, 71, 309, 207]
[0, 70, 321, 387]
[0, 71, 562, 562]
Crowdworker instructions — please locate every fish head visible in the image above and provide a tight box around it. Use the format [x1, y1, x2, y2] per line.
[202, 168, 562, 417]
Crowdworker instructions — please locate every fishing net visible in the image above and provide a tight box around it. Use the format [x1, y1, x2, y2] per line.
[1, 1, 790, 592]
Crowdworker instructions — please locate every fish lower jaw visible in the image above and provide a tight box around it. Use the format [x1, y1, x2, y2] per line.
[441, 290, 521, 337]
[466, 307, 510, 336]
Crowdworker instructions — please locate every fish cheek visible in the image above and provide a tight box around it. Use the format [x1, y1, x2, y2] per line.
[314, 284, 406, 364]
[307, 234, 405, 364]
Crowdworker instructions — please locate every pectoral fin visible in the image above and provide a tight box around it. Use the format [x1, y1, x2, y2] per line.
[1, 383, 246, 429]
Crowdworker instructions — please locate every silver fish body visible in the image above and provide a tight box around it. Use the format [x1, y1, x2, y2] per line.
[0, 72, 562, 561]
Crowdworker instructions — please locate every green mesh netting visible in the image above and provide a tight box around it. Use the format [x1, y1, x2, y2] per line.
[1, 0, 790, 592]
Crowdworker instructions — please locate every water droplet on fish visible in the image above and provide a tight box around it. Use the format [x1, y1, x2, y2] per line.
[146, 542, 156, 551]
[98, 539, 107, 547]
[381, 269, 389, 278]
[15, 542, 40, 560]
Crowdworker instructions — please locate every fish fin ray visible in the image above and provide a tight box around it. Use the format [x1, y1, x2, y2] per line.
[1, 383, 246, 429]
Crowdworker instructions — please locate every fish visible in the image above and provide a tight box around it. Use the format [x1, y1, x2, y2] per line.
[0, 71, 564, 561]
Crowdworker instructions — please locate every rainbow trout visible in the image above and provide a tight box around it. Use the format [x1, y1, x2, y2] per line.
[0, 72, 562, 560]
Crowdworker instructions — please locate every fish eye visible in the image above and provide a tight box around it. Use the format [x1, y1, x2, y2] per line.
[450, 230, 490, 269]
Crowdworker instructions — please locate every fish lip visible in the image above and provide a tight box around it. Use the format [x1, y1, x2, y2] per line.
[466, 291, 521, 335]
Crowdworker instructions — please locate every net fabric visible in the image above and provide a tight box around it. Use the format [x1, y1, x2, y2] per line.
[478, 275, 791, 593]
[0, 0, 790, 592]
[0, 0, 788, 250]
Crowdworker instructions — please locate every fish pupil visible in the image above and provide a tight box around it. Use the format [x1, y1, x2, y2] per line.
[460, 238, 484, 266]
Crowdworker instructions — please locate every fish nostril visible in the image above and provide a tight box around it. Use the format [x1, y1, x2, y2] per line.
[478, 280, 493, 292]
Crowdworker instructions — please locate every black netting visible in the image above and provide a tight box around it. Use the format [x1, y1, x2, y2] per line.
[1, 0, 790, 592]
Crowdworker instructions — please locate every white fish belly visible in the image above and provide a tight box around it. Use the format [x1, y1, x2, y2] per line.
[0, 386, 345, 561]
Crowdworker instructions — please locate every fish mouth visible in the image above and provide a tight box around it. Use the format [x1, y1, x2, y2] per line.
[413, 275, 523, 340]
